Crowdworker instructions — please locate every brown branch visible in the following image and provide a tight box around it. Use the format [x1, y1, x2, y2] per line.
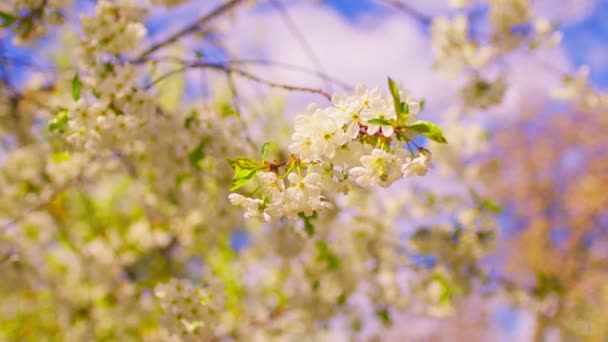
[148, 62, 332, 100]
[226, 66, 332, 100]
[228, 59, 353, 90]
[133, 0, 247, 62]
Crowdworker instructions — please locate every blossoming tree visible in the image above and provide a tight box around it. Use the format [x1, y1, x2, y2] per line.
[0, 0, 605, 340]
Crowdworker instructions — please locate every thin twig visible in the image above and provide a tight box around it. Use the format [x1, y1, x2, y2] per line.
[229, 58, 353, 90]
[376, 0, 432, 25]
[225, 72, 258, 151]
[148, 62, 332, 100]
[268, 0, 331, 90]
[133, 0, 246, 62]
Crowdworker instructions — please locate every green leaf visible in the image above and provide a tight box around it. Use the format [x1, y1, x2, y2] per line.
[430, 274, 455, 304]
[0, 11, 16, 27]
[230, 168, 259, 191]
[234, 156, 261, 170]
[228, 157, 264, 191]
[48, 111, 69, 133]
[376, 308, 392, 326]
[469, 188, 501, 213]
[209, 237, 244, 313]
[481, 198, 502, 213]
[367, 118, 391, 126]
[315, 240, 340, 270]
[420, 98, 426, 110]
[218, 102, 239, 118]
[183, 110, 198, 129]
[388, 77, 409, 122]
[387, 77, 401, 111]
[71, 74, 81, 101]
[261, 142, 271, 160]
[407, 120, 448, 144]
[51, 152, 71, 163]
[388, 77, 410, 122]
[298, 211, 317, 237]
[188, 141, 206, 169]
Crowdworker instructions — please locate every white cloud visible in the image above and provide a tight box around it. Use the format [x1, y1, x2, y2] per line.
[226, 2, 453, 116]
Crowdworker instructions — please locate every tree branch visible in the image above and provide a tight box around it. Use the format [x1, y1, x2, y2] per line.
[148, 62, 332, 100]
[133, 0, 247, 62]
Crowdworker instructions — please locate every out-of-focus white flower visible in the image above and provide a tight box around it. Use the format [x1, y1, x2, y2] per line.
[402, 150, 432, 177]
[350, 148, 402, 187]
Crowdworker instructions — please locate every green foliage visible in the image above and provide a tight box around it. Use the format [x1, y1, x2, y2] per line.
[209, 237, 244, 313]
[48, 110, 69, 133]
[71, 74, 81, 101]
[387, 77, 409, 123]
[533, 272, 564, 298]
[0, 11, 16, 27]
[298, 211, 318, 237]
[469, 188, 502, 213]
[315, 240, 340, 270]
[376, 308, 392, 326]
[188, 141, 206, 169]
[407, 120, 448, 144]
[430, 273, 456, 304]
[261, 142, 272, 160]
[183, 110, 198, 129]
[51, 152, 71, 163]
[367, 118, 392, 126]
[227, 157, 264, 191]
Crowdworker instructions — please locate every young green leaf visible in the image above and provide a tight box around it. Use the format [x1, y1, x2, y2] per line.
[388, 77, 411, 123]
[230, 168, 259, 191]
[376, 308, 392, 326]
[367, 118, 392, 126]
[402, 101, 409, 114]
[298, 211, 317, 237]
[407, 120, 448, 144]
[315, 240, 340, 270]
[229, 157, 263, 191]
[71, 74, 81, 101]
[188, 141, 206, 169]
[261, 142, 271, 160]
[0, 11, 16, 27]
[234, 156, 261, 170]
[481, 198, 502, 213]
[48, 111, 69, 133]
[387, 77, 401, 110]
[51, 152, 71, 163]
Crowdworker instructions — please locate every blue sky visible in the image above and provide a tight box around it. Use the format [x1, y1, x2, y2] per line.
[324, 0, 608, 87]
[2, 0, 607, 89]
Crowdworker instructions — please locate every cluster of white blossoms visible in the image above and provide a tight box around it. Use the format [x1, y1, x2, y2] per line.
[2, 0, 71, 44]
[432, 0, 561, 76]
[80, 0, 147, 58]
[460, 75, 507, 110]
[489, 0, 531, 36]
[431, 15, 494, 77]
[58, 63, 155, 152]
[155, 279, 222, 340]
[52, 0, 156, 152]
[229, 82, 445, 222]
[552, 65, 608, 111]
